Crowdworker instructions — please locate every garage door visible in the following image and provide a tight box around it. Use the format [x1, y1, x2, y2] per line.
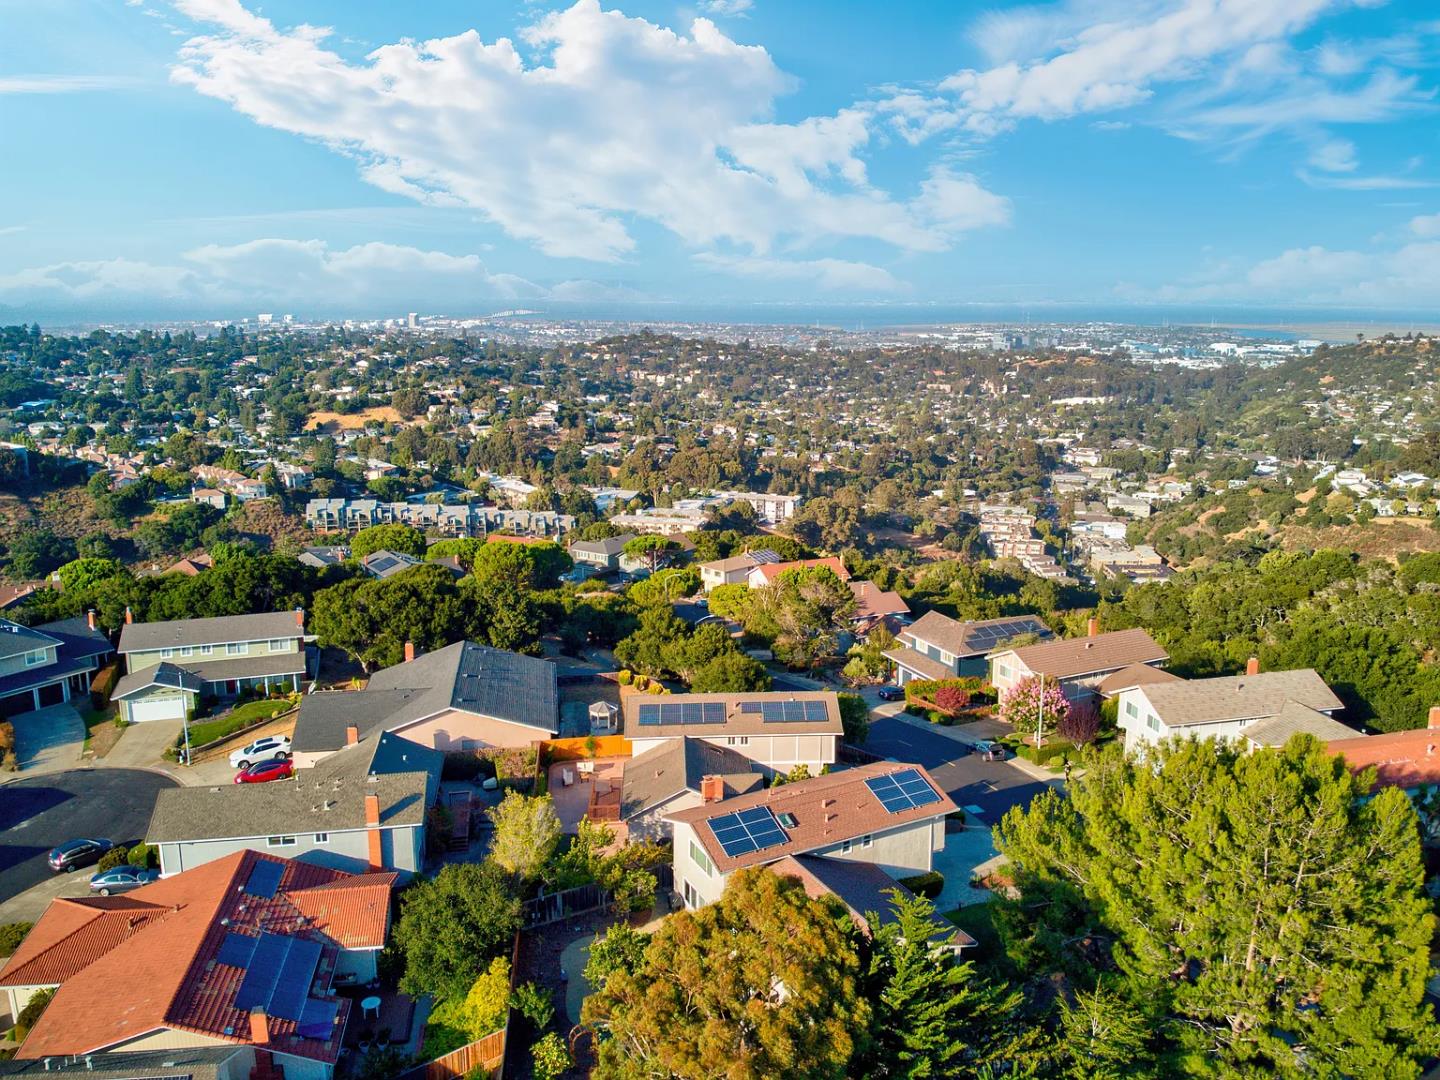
[38, 683, 65, 707]
[0, 691, 34, 718]
[129, 696, 187, 723]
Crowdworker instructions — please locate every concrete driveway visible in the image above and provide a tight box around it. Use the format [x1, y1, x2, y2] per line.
[105, 719, 183, 769]
[0, 768, 179, 905]
[8, 704, 84, 774]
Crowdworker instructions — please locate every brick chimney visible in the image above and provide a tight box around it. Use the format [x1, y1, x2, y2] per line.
[404, 640, 416, 663]
[1246, 656, 1260, 677]
[294, 606, 305, 629]
[699, 775, 725, 803]
[124, 606, 133, 625]
[1428, 705, 1440, 731]
[1087, 616, 1099, 638]
[248, 1006, 270, 1045]
[86, 609, 96, 631]
[345, 724, 359, 746]
[365, 792, 383, 868]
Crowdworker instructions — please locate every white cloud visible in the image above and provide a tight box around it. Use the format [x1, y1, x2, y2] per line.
[0, 239, 601, 309]
[0, 75, 141, 93]
[167, 0, 1006, 264]
[693, 253, 905, 294]
[1410, 211, 1440, 238]
[702, 0, 753, 16]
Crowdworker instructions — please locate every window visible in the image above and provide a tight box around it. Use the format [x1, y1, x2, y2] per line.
[200, 644, 213, 656]
[861, 834, 873, 849]
[313, 833, 329, 844]
[267, 639, 286, 652]
[1125, 700, 1138, 719]
[266, 836, 297, 848]
[1146, 715, 1160, 733]
[226, 642, 244, 656]
[739, 736, 749, 746]
[689, 840, 713, 877]
[24, 649, 46, 667]
[161, 648, 174, 659]
[996, 663, 1012, 681]
[683, 880, 698, 908]
[180, 646, 194, 657]
[840, 839, 852, 854]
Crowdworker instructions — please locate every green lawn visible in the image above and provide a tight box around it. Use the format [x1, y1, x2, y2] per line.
[943, 901, 1016, 979]
[185, 697, 294, 749]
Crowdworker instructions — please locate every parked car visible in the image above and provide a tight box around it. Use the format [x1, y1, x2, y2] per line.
[229, 735, 292, 770]
[48, 838, 114, 873]
[234, 758, 295, 784]
[876, 685, 904, 701]
[90, 866, 160, 895]
[974, 740, 1012, 762]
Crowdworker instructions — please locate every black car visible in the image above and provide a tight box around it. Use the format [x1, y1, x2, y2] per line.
[877, 686, 905, 701]
[47, 838, 114, 873]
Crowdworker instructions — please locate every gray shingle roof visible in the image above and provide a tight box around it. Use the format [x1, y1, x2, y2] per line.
[568, 533, 636, 557]
[1138, 669, 1343, 729]
[147, 731, 438, 844]
[118, 611, 304, 652]
[291, 688, 428, 753]
[113, 661, 205, 700]
[904, 612, 1052, 658]
[620, 738, 761, 820]
[1000, 627, 1168, 680]
[1243, 701, 1359, 747]
[364, 641, 558, 734]
[0, 620, 59, 662]
[0, 1046, 246, 1078]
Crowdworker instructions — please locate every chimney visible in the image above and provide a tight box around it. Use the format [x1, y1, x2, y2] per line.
[294, 606, 305, 629]
[1428, 706, 1440, 731]
[1087, 617, 1099, 638]
[365, 793, 383, 868]
[1246, 656, 1260, 677]
[345, 724, 359, 746]
[699, 775, 725, 803]
[248, 1007, 269, 1045]
[404, 640, 416, 663]
[86, 609, 96, 631]
[124, 606, 133, 625]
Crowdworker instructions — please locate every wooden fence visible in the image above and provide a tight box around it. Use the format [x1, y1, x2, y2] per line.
[395, 1028, 506, 1080]
[540, 734, 633, 762]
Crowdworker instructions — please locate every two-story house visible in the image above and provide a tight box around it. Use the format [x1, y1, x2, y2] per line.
[113, 609, 308, 723]
[619, 739, 763, 841]
[698, 550, 777, 592]
[885, 612, 1051, 684]
[1118, 661, 1348, 755]
[622, 691, 844, 777]
[0, 614, 113, 718]
[667, 762, 955, 911]
[568, 532, 639, 575]
[988, 623, 1168, 703]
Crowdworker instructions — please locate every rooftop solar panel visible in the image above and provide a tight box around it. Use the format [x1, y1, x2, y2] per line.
[636, 703, 662, 726]
[864, 769, 942, 814]
[216, 932, 257, 969]
[760, 699, 832, 723]
[268, 938, 323, 1022]
[708, 805, 789, 858]
[740, 701, 764, 713]
[233, 933, 289, 1012]
[296, 998, 341, 1041]
[243, 859, 284, 899]
[702, 701, 727, 723]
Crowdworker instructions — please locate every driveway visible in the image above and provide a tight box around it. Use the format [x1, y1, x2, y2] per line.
[0, 768, 179, 905]
[105, 719, 183, 769]
[864, 715, 1061, 824]
[8, 704, 84, 774]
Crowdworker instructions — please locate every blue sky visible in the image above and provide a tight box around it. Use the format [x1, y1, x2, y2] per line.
[1, 0, 1438, 319]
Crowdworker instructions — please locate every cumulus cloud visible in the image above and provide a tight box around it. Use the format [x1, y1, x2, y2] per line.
[167, 0, 1006, 266]
[0, 238, 620, 310]
[1151, 211, 1440, 306]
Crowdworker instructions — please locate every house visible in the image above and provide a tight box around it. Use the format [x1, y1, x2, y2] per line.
[165, 553, 214, 576]
[359, 549, 421, 579]
[619, 739, 763, 841]
[847, 581, 910, 636]
[1327, 706, 1440, 795]
[191, 487, 227, 510]
[698, 550, 774, 592]
[113, 609, 308, 722]
[289, 641, 558, 763]
[988, 622, 1168, 702]
[0, 1046, 258, 1080]
[746, 557, 851, 590]
[297, 545, 348, 568]
[0, 849, 394, 1078]
[886, 612, 1051, 683]
[274, 462, 313, 490]
[1117, 661, 1347, 755]
[568, 532, 638, 574]
[233, 478, 268, 501]
[667, 762, 955, 910]
[147, 730, 441, 877]
[0, 614, 113, 718]
[623, 691, 844, 777]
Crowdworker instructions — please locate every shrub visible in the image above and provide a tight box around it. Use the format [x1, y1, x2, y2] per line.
[510, 981, 555, 1030]
[933, 685, 971, 713]
[0, 922, 32, 956]
[0, 721, 15, 772]
[126, 843, 157, 869]
[616, 669, 633, 685]
[13, 988, 54, 1039]
[96, 845, 130, 872]
[1058, 700, 1101, 746]
[897, 871, 944, 899]
[632, 674, 649, 691]
[531, 1032, 571, 1080]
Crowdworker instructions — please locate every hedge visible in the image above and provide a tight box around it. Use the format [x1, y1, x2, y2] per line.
[1008, 737, 1075, 767]
[898, 871, 944, 899]
[902, 677, 996, 708]
[0, 922, 31, 956]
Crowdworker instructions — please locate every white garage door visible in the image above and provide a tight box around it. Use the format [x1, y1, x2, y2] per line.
[129, 696, 186, 723]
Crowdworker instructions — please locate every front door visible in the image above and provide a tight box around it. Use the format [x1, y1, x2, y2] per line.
[225, 680, 239, 696]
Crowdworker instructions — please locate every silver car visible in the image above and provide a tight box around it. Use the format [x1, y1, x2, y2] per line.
[90, 866, 160, 895]
[229, 734, 292, 769]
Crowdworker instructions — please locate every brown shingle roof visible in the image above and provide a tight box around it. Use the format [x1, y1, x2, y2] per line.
[668, 762, 955, 874]
[1243, 701, 1358, 747]
[999, 627, 1168, 680]
[1096, 662, 1185, 697]
[622, 691, 843, 738]
[849, 581, 910, 621]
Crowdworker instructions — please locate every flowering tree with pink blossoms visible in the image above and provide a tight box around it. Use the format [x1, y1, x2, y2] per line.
[999, 675, 1069, 747]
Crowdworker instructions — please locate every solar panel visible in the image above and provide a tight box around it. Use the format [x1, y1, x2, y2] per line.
[243, 859, 284, 899]
[804, 700, 828, 721]
[296, 998, 341, 1040]
[702, 702, 727, 723]
[740, 701, 764, 714]
[707, 805, 789, 858]
[681, 702, 703, 724]
[268, 938, 323, 1021]
[636, 703, 662, 726]
[216, 932, 257, 969]
[761, 699, 831, 723]
[233, 932, 290, 1011]
[864, 769, 943, 814]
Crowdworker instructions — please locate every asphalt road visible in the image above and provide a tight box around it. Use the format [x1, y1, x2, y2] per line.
[864, 716, 1057, 823]
[0, 769, 179, 903]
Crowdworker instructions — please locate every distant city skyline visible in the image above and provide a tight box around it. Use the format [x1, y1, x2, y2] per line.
[2, 0, 1438, 319]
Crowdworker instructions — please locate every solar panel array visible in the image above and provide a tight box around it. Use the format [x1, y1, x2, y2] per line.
[233, 932, 324, 1022]
[964, 618, 1047, 649]
[243, 859, 284, 899]
[216, 932, 258, 969]
[296, 998, 341, 1040]
[865, 769, 943, 814]
[748, 549, 781, 565]
[635, 701, 728, 726]
[708, 805, 789, 858]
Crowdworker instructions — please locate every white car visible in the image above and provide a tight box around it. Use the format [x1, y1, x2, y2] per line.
[229, 735, 292, 770]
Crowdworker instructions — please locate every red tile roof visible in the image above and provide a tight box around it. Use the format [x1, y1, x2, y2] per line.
[1327, 727, 1440, 791]
[0, 897, 172, 988]
[749, 557, 852, 586]
[7, 851, 391, 1061]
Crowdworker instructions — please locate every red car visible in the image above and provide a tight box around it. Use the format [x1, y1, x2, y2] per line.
[235, 758, 294, 784]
